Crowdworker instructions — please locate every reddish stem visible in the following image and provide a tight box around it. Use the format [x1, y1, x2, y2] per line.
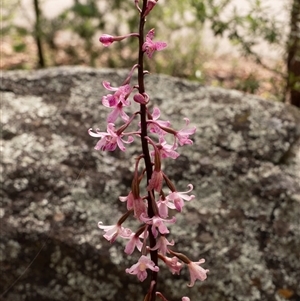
[138, 1, 158, 300]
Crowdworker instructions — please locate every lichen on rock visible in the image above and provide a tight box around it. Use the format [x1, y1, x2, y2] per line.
[1, 67, 299, 301]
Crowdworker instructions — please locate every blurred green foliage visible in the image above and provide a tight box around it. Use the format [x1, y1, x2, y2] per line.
[1, 0, 204, 74]
[2, 0, 298, 104]
[1, 0, 30, 68]
[191, 0, 283, 67]
[191, 0, 299, 105]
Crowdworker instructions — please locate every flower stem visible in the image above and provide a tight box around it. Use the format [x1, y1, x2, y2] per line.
[138, 1, 158, 300]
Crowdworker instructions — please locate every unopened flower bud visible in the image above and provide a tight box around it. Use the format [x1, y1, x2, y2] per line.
[143, 0, 157, 17]
[99, 34, 115, 47]
[134, 93, 149, 104]
[99, 33, 139, 47]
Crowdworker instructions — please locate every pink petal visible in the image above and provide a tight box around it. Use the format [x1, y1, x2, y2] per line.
[102, 81, 117, 91]
[88, 128, 108, 138]
[116, 137, 126, 151]
[107, 108, 120, 123]
[155, 41, 167, 51]
[146, 28, 155, 40]
[102, 95, 118, 107]
[152, 107, 161, 120]
[146, 48, 154, 58]
[119, 109, 130, 121]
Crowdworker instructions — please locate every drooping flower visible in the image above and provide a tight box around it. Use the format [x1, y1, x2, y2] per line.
[119, 191, 134, 211]
[166, 184, 195, 212]
[150, 235, 174, 255]
[98, 222, 132, 243]
[160, 255, 183, 275]
[142, 28, 167, 58]
[88, 123, 134, 151]
[119, 191, 146, 219]
[126, 255, 159, 282]
[147, 170, 163, 192]
[187, 259, 209, 287]
[133, 197, 147, 220]
[120, 158, 147, 220]
[124, 233, 143, 255]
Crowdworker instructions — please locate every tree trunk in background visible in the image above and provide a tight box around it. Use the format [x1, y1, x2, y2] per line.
[287, 0, 300, 107]
[34, 0, 45, 68]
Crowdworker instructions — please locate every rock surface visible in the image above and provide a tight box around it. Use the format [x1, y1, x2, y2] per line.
[1, 66, 300, 301]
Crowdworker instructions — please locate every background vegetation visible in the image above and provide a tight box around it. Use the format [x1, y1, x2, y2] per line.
[1, 0, 299, 107]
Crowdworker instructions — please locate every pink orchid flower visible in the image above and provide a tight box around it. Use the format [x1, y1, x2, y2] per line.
[88, 123, 134, 151]
[148, 107, 170, 137]
[175, 118, 196, 146]
[161, 255, 183, 275]
[187, 259, 209, 287]
[140, 213, 176, 238]
[98, 222, 132, 243]
[126, 255, 159, 282]
[142, 28, 167, 58]
[102, 81, 132, 106]
[156, 138, 180, 159]
[102, 82, 132, 122]
[166, 184, 195, 212]
[120, 191, 146, 219]
[157, 193, 182, 218]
